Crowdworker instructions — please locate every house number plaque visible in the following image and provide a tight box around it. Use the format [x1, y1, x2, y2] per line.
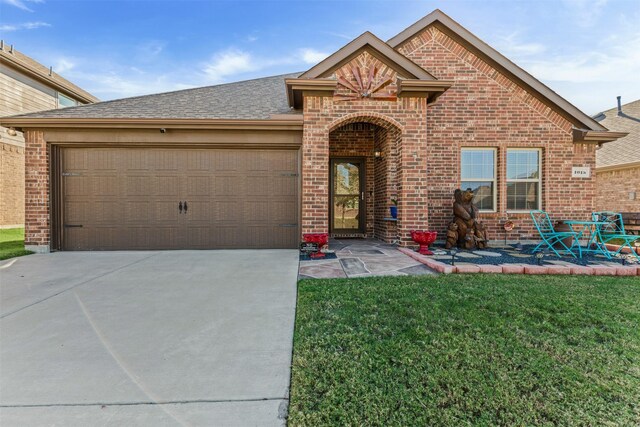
[571, 167, 591, 178]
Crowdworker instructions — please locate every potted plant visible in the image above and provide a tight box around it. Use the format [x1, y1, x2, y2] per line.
[390, 198, 398, 219]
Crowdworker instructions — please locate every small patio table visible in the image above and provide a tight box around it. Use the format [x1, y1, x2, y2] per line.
[564, 220, 611, 259]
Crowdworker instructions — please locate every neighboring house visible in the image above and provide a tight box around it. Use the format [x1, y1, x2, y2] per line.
[594, 98, 640, 212]
[0, 42, 98, 228]
[0, 10, 626, 252]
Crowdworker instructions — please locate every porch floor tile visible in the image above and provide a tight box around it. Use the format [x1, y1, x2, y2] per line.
[298, 238, 437, 279]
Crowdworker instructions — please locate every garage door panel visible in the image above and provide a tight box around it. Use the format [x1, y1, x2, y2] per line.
[246, 176, 270, 196]
[62, 148, 298, 250]
[186, 176, 211, 197]
[64, 201, 88, 223]
[125, 201, 153, 223]
[156, 175, 180, 196]
[65, 176, 89, 196]
[92, 201, 121, 223]
[215, 176, 242, 196]
[184, 201, 211, 222]
[125, 176, 153, 196]
[270, 200, 298, 223]
[87, 150, 118, 171]
[271, 176, 297, 196]
[93, 175, 120, 197]
[244, 201, 269, 223]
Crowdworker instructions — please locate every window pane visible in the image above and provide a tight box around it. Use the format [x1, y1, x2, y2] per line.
[58, 93, 77, 108]
[507, 150, 539, 179]
[334, 163, 360, 195]
[461, 150, 494, 180]
[461, 181, 494, 210]
[507, 182, 539, 210]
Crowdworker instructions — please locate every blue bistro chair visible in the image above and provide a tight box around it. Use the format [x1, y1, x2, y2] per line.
[592, 211, 640, 261]
[530, 210, 582, 258]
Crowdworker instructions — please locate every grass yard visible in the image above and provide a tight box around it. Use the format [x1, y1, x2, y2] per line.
[0, 228, 33, 260]
[289, 275, 640, 426]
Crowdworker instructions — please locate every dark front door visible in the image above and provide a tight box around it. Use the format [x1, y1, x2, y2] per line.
[330, 158, 365, 234]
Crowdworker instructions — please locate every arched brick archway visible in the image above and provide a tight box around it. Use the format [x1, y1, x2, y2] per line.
[301, 98, 429, 246]
[327, 112, 404, 134]
[327, 115, 402, 242]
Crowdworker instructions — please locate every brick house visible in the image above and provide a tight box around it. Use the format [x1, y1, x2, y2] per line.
[0, 10, 626, 252]
[594, 98, 640, 212]
[0, 43, 98, 228]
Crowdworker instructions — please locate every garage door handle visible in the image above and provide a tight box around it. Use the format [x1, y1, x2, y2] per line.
[178, 201, 183, 214]
[183, 201, 188, 213]
[64, 224, 83, 228]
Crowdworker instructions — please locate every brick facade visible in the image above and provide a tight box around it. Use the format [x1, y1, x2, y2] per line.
[595, 167, 640, 212]
[18, 18, 608, 250]
[0, 139, 25, 227]
[396, 26, 597, 241]
[23, 130, 49, 250]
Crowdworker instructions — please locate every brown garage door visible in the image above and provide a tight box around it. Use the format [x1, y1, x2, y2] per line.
[61, 148, 299, 250]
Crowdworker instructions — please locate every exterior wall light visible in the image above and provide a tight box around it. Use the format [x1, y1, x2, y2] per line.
[374, 150, 383, 159]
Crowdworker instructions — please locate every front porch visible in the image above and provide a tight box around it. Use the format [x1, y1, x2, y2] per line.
[328, 122, 400, 242]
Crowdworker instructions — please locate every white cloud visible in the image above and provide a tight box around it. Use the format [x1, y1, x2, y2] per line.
[496, 32, 546, 57]
[519, 29, 640, 114]
[299, 48, 329, 64]
[134, 40, 165, 62]
[0, 21, 50, 32]
[202, 49, 257, 83]
[53, 58, 74, 73]
[561, 0, 609, 28]
[1, 0, 43, 12]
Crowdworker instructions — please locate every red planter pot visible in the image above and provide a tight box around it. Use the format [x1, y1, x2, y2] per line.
[302, 233, 329, 248]
[410, 230, 438, 255]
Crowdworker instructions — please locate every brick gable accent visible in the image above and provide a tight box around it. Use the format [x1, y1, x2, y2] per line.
[396, 26, 596, 240]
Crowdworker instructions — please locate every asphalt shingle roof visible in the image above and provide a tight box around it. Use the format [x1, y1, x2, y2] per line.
[595, 99, 640, 168]
[11, 72, 301, 120]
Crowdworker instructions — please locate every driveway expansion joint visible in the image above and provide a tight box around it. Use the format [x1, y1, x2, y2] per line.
[0, 252, 162, 319]
[0, 397, 288, 408]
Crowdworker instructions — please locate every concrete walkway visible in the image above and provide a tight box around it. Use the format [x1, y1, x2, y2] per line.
[0, 250, 299, 426]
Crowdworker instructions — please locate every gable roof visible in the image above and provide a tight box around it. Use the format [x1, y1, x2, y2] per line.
[3, 73, 300, 121]
[300, 32, 435, 80]
[387, 9, 606, 132]
[0, 43, 98, 104]
[595, 99, 640, 170]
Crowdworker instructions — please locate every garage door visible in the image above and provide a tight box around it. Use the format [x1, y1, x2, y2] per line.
[61, 148, 299, 250]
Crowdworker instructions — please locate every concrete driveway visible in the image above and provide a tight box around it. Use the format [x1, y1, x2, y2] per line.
[0, 250, 299, 426]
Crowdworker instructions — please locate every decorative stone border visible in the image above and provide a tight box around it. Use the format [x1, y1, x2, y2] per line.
[397, 247, 640, 276]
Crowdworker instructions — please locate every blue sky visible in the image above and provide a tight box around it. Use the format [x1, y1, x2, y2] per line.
[1, 0, 638, 114]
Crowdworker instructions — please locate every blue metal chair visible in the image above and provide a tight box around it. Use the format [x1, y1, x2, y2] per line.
[530, 210, 582, 258]
[592, 211, 640, 261]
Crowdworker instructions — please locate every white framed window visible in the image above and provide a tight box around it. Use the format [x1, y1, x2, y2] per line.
[506, 148, 541, 211]
[460, 148, 496, 211]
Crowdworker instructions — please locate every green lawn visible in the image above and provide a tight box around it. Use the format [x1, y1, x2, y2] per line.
[0, 228, 33, 260]
[289, 275, 640, 426]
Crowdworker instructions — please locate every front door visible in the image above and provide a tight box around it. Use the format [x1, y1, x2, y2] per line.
[330, 158, 365, 235]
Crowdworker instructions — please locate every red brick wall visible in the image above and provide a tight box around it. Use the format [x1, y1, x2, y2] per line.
[397, 26, 595, 241]
[0, 141, 25, 227]
[302, 97, 428, 245]
[373, 127, 400, 242]
[596, 167, 640, 212]
[23, 130, 49, 248]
